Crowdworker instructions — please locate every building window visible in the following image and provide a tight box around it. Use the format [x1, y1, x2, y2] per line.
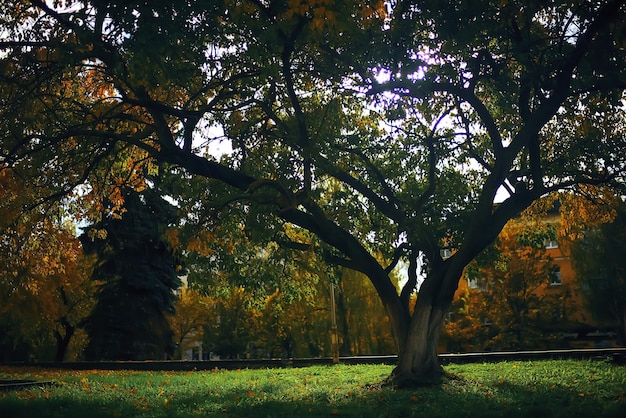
[545, 239, 558, 249]
[549, 267, 562, 286]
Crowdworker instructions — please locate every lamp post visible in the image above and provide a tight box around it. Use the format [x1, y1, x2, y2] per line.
[330, 281, 339, 364]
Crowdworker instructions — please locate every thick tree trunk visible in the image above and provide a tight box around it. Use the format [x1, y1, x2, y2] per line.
[388, 265, 461, 387]
[392, 309, 444, 386]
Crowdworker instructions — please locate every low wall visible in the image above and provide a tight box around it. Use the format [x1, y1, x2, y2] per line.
[3, 347, 625, 371]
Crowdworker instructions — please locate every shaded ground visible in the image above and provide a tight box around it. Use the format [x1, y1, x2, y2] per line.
[1, 360, 625, 417]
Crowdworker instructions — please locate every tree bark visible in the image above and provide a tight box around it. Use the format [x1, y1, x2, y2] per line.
[386, 263, 462, 387]
[392, 307, 445, 386]
[54, 318, 75, 362]
[335, 282, 353, 356]
[617, 312, 626, 347]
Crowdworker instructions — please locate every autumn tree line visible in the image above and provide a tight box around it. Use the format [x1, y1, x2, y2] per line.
[0, 168, 398, 362]
[2, 161, 625, 362]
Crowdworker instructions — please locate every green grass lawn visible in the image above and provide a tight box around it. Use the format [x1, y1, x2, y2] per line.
[1, 359, 625, 417]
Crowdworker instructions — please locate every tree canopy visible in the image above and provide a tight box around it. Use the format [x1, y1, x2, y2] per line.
[1, 0, 625, 385]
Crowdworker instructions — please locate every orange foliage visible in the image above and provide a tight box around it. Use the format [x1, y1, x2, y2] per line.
[281, 0, 386, 31]
[443, 218, 563, 352]
[557, 188, 619, 242]
[0, 168, 95, 361]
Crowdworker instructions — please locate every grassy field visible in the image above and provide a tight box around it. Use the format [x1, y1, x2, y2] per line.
[1, 359, 625, 417]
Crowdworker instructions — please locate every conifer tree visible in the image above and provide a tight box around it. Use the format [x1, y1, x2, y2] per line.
[81, 187, 182, 360]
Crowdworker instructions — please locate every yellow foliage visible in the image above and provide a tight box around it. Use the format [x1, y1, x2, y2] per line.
[0, 200, 96, 361]
[164, 228, 180, 250]
[359, 1, 386, 22]
[186, 235, 214, 256]
[284, 0, 339, 31]
[558, 188, 619, 241]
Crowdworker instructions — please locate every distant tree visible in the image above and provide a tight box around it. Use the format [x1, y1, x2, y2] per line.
[258, 289, 299, 358]
[168, 286, 212, 360]
[0, 168, 93, 361]
[444, 216, 562, 350]
[202, 286, 259, 359]
[175, 202, 328, 358]
[571, 202, 626, 346]
[81, 186, 183, 360]
[336, 268, 397, 356]
[441, 287, 494, 353]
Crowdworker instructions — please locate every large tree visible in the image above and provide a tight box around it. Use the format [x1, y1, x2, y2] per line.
[80, 186, 183, 360]
[1, 0, 626, 384]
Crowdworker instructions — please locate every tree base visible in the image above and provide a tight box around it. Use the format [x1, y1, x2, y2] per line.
[384, 363, 444, 389]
